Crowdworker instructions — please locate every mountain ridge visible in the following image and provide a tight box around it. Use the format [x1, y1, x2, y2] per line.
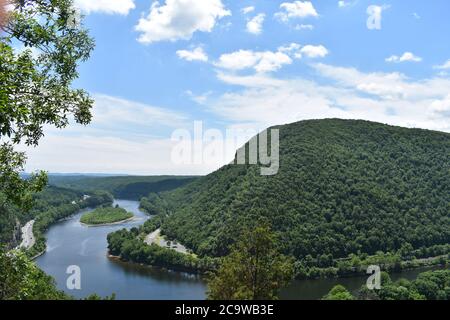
[141, 119, 449, 262]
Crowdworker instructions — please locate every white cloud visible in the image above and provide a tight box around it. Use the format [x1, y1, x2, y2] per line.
[185, 90, 212, 104]
[434, 59, 450, 70]
[301, 45, 329, 58]
[278, 43, 302, 58]
[413, 12, 421, 19]
[241, 6, 255, 14]
[275, 1, 318, 22]
[18, 94, 208, 175]
[338, 1, 357, 8]
[215, 43, 329, 73]
[135, 0, 231, 44]
[215, 49, 292, 73]
[295, 24, 314, 30]
[176, 47, 208, 62]
[74, 0, 135, 15]
[430, 95, 450, 117]
[90, 94, 188, 130]
[386, 52, 422, 63]
[211, 64, 450, 133]
[215, 50, 262, 71]
[22, 134, 224, 175]
[246, 13, 265, 35]
[255, 51, 293, 73]
[277, 43, 328, 59]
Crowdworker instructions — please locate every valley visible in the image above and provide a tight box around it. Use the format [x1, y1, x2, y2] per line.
[2, 120, 449, 300]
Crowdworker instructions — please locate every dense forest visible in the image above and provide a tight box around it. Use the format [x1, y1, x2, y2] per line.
[324, 269, 450, 300]
[134, 119, 449, 275]
[107, 215, 218, 273]
[80, 206, 133, 225]
[49, 175, 198, 200]
[0, 186, 113, 254]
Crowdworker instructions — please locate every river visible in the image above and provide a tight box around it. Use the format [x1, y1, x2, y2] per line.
[36, 199, 442, 300]
[35, 199, 206, 300]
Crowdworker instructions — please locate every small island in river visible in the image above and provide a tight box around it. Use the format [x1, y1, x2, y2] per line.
[80, 206, 134, 226]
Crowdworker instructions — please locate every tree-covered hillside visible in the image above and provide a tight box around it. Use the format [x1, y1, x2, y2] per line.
[80, 207, 133, 225]
[0, 186, 113, 251]
[149, 119, 449, 264]
[49, 175, 198, 200]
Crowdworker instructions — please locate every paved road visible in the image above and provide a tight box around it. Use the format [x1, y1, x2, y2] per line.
[19, 220, 35, 249]
[144, 228, 189, 254]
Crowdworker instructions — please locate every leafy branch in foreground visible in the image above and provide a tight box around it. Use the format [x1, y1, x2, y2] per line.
[0, 247, 68, 300]
[0, 0, 94, 209]
[0, 0, 96, 301]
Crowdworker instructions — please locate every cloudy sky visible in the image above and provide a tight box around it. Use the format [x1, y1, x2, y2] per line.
[21, 0, 450, 175]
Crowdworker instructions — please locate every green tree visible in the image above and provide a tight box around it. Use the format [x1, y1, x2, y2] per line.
[207, 225, 294, 300]
[0, 0, 94, 300]
[322, 285, 355, 300]
[0, 247, 69, 300]
[0, 0, 94, 209]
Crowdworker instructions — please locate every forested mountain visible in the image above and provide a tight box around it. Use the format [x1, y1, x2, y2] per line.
[49, 175, 198, 200]
[141, 119, 449, 265]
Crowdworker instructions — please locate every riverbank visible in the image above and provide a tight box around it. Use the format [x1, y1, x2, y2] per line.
[24, 191, 115, 260]
[80, 216, 137, 227]
[80, 206, 134, 226]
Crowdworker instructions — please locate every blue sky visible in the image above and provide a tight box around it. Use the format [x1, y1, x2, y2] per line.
[22, 0, 450, 175]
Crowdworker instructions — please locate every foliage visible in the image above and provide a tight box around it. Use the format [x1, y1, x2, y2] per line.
[0, 0, 94, 208]
[207, 225, 294, 300]
[0, 145, 47, 210]
[0, 186, 80, 248]
[49, 175, 198, 200]
[107, 228, 218, 273]
[140, 192, 169, 215]
[80, 206, 133, 225]
[0, 186, 113, 258]
[141, 214, 167, 234]
[84, 293, 116, 300]
[356, 269, 450, 300]
[0, 0, 98, 301]
[151, 120, 449, 267]
[322, 285, 355, 300]
[0, 247, 69, 300]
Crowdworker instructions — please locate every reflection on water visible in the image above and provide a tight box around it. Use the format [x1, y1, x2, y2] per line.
[109, 258, 203, 284]
[281, 265, 445, 300]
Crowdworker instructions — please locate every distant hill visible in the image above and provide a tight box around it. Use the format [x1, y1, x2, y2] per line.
[0, 186, 85, 248]
[148, 119, 449, 261]
[49, 175, 199, 200]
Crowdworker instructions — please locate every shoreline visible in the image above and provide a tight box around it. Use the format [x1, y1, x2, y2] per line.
[30, 249, 46, 261]
[80, 216, 137, 227]
[107, 252, 204, 276]
[108, 248, 448, 280]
